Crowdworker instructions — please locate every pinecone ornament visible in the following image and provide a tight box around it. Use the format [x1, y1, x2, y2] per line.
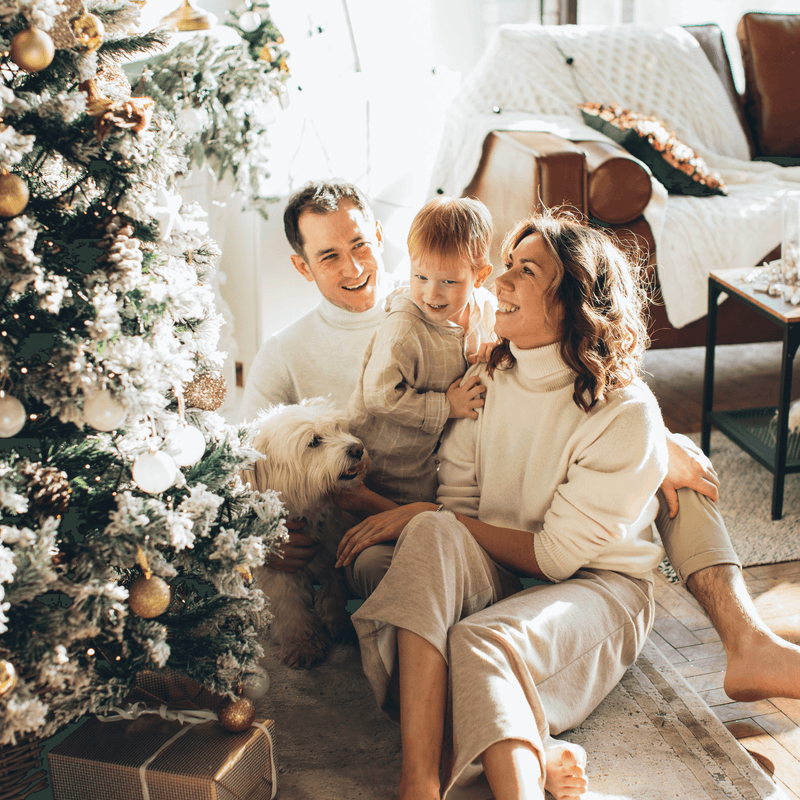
[95, 215, 143, 293]
[19, 460, 72, 520]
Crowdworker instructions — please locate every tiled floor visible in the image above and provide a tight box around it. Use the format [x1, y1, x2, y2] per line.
[652, 564, 800, 799]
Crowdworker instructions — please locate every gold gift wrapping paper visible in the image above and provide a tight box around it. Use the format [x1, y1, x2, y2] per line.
[128, 670, 223, 712]
[49, 715, 277, 800]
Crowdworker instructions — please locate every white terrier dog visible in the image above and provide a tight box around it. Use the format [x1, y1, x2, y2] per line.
[244, 398, 368, 669]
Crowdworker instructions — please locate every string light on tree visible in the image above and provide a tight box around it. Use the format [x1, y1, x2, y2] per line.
[9, 26, 55, 72]
[0, 391, 26, 437]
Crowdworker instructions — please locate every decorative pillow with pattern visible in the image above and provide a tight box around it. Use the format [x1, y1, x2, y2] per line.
[580, 103, 727, 197]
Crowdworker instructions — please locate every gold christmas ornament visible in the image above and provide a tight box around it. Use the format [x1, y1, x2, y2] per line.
[71, 10, 105, 52]
[0, 659, 17, 697]
[127, 574, 171, 619]
[183, 372, 227, 411]
[160, 0, 215, 32]
[49, 0, 81, 48]
[9, 27, 55, 72]
[217, 695, 256, 732]
[0, 172, 29, 218]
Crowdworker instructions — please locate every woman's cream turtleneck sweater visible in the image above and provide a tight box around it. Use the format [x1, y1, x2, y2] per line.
[437, 342, 668, 582]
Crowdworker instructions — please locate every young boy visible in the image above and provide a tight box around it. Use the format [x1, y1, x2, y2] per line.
[345, 196, 496, 505]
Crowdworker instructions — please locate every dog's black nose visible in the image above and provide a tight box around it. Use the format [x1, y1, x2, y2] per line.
[348, 444, 363, 461]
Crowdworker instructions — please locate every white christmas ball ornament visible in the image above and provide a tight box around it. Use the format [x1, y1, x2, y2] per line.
[238, 10, 262, 32]
[170, 424, 206, 467]
[132, 451, 177, 494]
[0, 394, 26, 437]
[176, 107, 206, 136]
[241, 666, 270, 700]
[83, 390, 126, 431]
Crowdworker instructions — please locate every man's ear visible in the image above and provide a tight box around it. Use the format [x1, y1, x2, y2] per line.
[291, 253, 315, 282]
[474, 263, 493, 288]
[374, 219, 385, 252]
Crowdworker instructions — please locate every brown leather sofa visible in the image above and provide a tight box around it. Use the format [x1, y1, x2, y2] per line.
[463, 18, 798, 349]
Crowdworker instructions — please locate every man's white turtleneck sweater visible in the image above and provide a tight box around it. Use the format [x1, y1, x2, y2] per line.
[437, 342, 668, 583]
[239, 297, 387, 422]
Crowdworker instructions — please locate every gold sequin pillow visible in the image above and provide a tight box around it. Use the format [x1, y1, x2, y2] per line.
[580, 103, 727, 197]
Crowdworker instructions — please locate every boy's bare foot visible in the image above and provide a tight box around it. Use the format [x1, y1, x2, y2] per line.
[724, 629, 800, 702]
[544, 738, 588, 800]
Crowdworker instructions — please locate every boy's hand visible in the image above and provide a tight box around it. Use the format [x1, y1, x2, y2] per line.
[447, 375, 485, 419]
[467, 341, 498, 365]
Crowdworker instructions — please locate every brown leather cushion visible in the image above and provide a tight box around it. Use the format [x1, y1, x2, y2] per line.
[738, 13, 800, 157]
[577, 140, 652, 225]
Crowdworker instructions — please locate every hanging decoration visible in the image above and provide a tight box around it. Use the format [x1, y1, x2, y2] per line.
[9, 27, 55, 72]
[127, 575, 172, 619]
[0, 171, 29, 218]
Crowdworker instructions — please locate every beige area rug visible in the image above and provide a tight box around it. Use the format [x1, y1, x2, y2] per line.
[254, 637, 785, 800]
[688, 431, 800, 568]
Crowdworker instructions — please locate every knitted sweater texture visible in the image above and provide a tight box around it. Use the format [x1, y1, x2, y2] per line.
[437, 342, 667, 582]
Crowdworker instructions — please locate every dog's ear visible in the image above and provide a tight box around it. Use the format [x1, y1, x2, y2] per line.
[250, 455, 271, 494]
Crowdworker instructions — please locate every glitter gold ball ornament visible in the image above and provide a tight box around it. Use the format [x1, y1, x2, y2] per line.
[0, 172, 29, 218]
[9, 27, 55, 72]
[0, 660, 17, 697]
[183, 372, 227, 411]
[128, 574, 171, 618]
[71, 11, 105, 52]
[0, 393, 26, 437]
[218, 695, 256, 732]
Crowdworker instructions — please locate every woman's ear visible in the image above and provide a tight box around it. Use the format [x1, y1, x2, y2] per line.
[474, 263, 493, 288]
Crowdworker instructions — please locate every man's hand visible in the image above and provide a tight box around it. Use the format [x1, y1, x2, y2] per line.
[266, 517, 321, 573]
[447, 375, 485, 419]
[661, 432, 720, 519]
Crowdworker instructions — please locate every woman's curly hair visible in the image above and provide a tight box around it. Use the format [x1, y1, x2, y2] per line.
[487, 209, 651, 412]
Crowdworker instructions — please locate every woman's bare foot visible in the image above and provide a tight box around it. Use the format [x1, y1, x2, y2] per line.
[543, 737, 588, 800]
[724, 629, 800, 702]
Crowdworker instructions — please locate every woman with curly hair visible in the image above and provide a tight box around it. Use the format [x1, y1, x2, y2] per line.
[335, 211, 668, 800]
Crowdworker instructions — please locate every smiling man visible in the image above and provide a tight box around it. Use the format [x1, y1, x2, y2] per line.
[239, 181, 393, 421]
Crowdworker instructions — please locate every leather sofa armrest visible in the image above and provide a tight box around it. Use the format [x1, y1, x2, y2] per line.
[462, 130, 587, 269]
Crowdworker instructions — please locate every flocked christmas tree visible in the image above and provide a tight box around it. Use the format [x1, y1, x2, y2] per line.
[0, 0, 287, 750]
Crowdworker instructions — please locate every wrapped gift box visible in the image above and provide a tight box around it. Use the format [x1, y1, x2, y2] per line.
[127, 669, 223, 712]
[49, 714, 276, 800]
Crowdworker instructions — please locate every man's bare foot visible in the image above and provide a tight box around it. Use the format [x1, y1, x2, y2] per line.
[724, 629, 800, 702]
[544, 737, 587, 800]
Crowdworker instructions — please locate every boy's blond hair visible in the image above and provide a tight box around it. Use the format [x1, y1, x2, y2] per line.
[407, 196, 493, 271]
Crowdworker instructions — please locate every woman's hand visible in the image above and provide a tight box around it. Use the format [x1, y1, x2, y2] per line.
[335, 502, 437, 567]
[661, 432, 720, 519]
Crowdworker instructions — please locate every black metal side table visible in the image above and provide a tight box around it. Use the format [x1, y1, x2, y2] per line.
[701, 269, 800, 519]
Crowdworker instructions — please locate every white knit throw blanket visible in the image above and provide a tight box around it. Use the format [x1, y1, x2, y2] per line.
[429, 23, 800, 329]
